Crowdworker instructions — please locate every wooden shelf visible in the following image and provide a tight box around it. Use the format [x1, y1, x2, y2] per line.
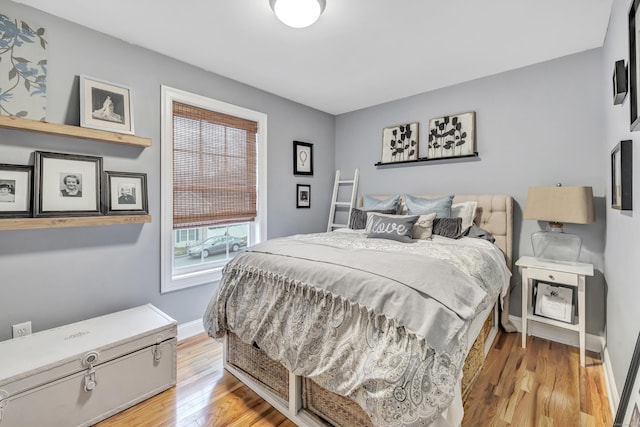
[0, 215, 151, 231]
[0, 115, 151, 148]
[375, 152, 479, 167]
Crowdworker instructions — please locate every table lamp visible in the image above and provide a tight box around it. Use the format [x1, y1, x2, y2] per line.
[523, 184, 595, 262]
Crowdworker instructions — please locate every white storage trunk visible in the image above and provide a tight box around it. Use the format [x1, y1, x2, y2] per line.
[0, 304, 177, 427]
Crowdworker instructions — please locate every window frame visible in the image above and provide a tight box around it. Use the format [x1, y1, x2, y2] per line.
[160, 86, 267, 293]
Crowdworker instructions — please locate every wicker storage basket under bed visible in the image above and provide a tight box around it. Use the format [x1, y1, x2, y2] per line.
[227, 311, 493, 426]
[226, 332, 289, 401]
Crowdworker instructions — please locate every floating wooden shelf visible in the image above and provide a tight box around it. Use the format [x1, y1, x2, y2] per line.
[374, 152, 479, 167]
[0, 215, 152, 231]
[0, 115, 151, 147]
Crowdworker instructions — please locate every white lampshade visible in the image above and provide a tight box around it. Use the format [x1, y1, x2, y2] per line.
[269, 0, 326, 28]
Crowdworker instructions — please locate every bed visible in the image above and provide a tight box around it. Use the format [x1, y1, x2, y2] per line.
[204, 194, 513, 427]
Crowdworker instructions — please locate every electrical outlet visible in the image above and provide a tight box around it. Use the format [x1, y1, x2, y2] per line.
[12, 321, 32, 338]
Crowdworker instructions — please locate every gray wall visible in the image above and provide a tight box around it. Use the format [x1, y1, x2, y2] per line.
[602, 0, 640, 398]
[335, 49, 607, 336]
[0, 2, 335, 341]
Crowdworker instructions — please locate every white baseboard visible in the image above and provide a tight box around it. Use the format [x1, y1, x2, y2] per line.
[509, 315, 604, 353]
[603, 346, 619, 420]
[177, 319, 205, 341]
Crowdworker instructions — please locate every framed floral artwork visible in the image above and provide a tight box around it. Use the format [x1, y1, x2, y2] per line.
[427, 111, 476, 159]
[380, 122, 418, 164]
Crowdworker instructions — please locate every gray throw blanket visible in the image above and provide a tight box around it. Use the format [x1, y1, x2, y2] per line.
[204, 232, 508, 427]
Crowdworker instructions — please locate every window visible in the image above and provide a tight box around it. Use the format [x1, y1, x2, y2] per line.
[161, 86, 267, 293]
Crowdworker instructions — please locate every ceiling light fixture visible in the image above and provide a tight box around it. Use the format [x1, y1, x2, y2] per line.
[269, 0, 326, 28]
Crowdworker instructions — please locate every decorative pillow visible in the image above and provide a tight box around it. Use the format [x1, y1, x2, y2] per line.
[432, 217, 463, 239]
[362, 195, 401, 212]
[405, 194, 454, 217]
[412, 212, 437, 240]
[365, 213, 419, 243]
[364, 212, 435, 240]
[451, 201, 478, 230]
[348, 208, 396, 230]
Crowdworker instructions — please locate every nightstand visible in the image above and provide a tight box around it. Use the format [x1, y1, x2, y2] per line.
[516, 256, 594, 366]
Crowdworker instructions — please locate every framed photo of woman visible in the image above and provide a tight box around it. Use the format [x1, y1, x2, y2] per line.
[80, 75, 134, 134]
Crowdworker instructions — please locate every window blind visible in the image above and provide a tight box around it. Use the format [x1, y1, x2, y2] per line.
[172, 101, 257, 229]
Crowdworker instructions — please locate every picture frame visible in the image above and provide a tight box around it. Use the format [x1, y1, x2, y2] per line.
[0, 164, 33, 218]
[34, 151, 102, 217]
[630, 0, 640, 130]
[296, 184, 310, 208]
[427, 111, 476, 159]
[533, 281, 575, 324]
[614, 59, 628, 105]
[103, 171, 148, 215]
[380, 122, 419, 164]
[293, 141, 313, 175]
[614, 332, 640, 426]
[79, 75, 134, 135]
[612, 140, 632, 210]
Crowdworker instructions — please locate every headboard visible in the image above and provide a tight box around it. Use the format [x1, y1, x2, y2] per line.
[358, 194, 513, 270]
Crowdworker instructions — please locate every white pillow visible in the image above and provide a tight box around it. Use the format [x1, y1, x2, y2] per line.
[451, 201, 477, 230]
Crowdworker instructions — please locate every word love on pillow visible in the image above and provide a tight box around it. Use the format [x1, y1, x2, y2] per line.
[366, 213, 419, 243]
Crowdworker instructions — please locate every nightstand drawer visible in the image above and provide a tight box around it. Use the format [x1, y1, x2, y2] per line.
[526, 268, 578, 286]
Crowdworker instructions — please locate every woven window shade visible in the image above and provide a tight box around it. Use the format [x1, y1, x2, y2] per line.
[173, 101, 257, 229]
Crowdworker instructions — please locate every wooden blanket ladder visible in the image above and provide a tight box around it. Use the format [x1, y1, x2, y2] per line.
[327, 168, 359, 231]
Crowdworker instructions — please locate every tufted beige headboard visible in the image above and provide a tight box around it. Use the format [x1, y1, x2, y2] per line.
[358, 194, 513, 270]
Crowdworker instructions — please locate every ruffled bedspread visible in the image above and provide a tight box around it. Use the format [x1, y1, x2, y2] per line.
[203, 232, 510, 427]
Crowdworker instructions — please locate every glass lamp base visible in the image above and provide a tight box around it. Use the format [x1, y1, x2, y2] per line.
[531, 230, 582, 262]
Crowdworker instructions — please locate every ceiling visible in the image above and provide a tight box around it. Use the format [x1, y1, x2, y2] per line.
[12, 0, 613, 115]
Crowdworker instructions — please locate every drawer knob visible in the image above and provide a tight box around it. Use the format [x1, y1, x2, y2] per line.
[548, 274, 555, 280]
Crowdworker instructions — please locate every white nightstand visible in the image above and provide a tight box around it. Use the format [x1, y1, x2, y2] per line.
[516, 256, 594, 366]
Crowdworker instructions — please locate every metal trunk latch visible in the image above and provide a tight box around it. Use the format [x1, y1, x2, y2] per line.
[153, 336, 163, 362]
[83, 351, 99, 392]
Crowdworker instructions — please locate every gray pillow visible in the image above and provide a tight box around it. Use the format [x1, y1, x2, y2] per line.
[405, 194, 454, 217]
[432, 217, 463, 239]
[366, 213, 419, 243]
[349, 208, 396, 230]
[362, 195, 400, 212]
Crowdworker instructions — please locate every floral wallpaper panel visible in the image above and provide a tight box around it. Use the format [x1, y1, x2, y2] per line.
[0, 13, 47, 121]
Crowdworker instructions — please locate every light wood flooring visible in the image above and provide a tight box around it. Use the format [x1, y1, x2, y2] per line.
[96, 331, 612, 427]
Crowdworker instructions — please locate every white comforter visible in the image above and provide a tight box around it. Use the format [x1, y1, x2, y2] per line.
[204, 231, 510, 427]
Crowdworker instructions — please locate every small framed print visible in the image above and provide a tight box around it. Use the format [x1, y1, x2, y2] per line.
[103, 171, 148, 215]
[611, 140, 632, 210]
[34, 151, 102, 217]
[80, 75, 134, 134]
[0, 164, 32, 218]
[381, 122, 419, 164]
[293, 141, 313, 175]
[614, 59, 628, 105]
[296, 184, 310, 208]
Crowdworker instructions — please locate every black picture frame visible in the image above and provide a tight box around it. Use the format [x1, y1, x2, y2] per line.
[34, 151, 103, 217]
[103, 171, 148, 215]
[612, 140, 633, 210]
[630, 0, 640, 130]
[0, 164, 33, 218]
[293, 141, 313, 176]
[296, 184, 311, 208]
[614, 59, 629, 105]
[614, 332, 640, 426]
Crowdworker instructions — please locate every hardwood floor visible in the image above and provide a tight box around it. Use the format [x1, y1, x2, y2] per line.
[96, 331, 612, 427]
